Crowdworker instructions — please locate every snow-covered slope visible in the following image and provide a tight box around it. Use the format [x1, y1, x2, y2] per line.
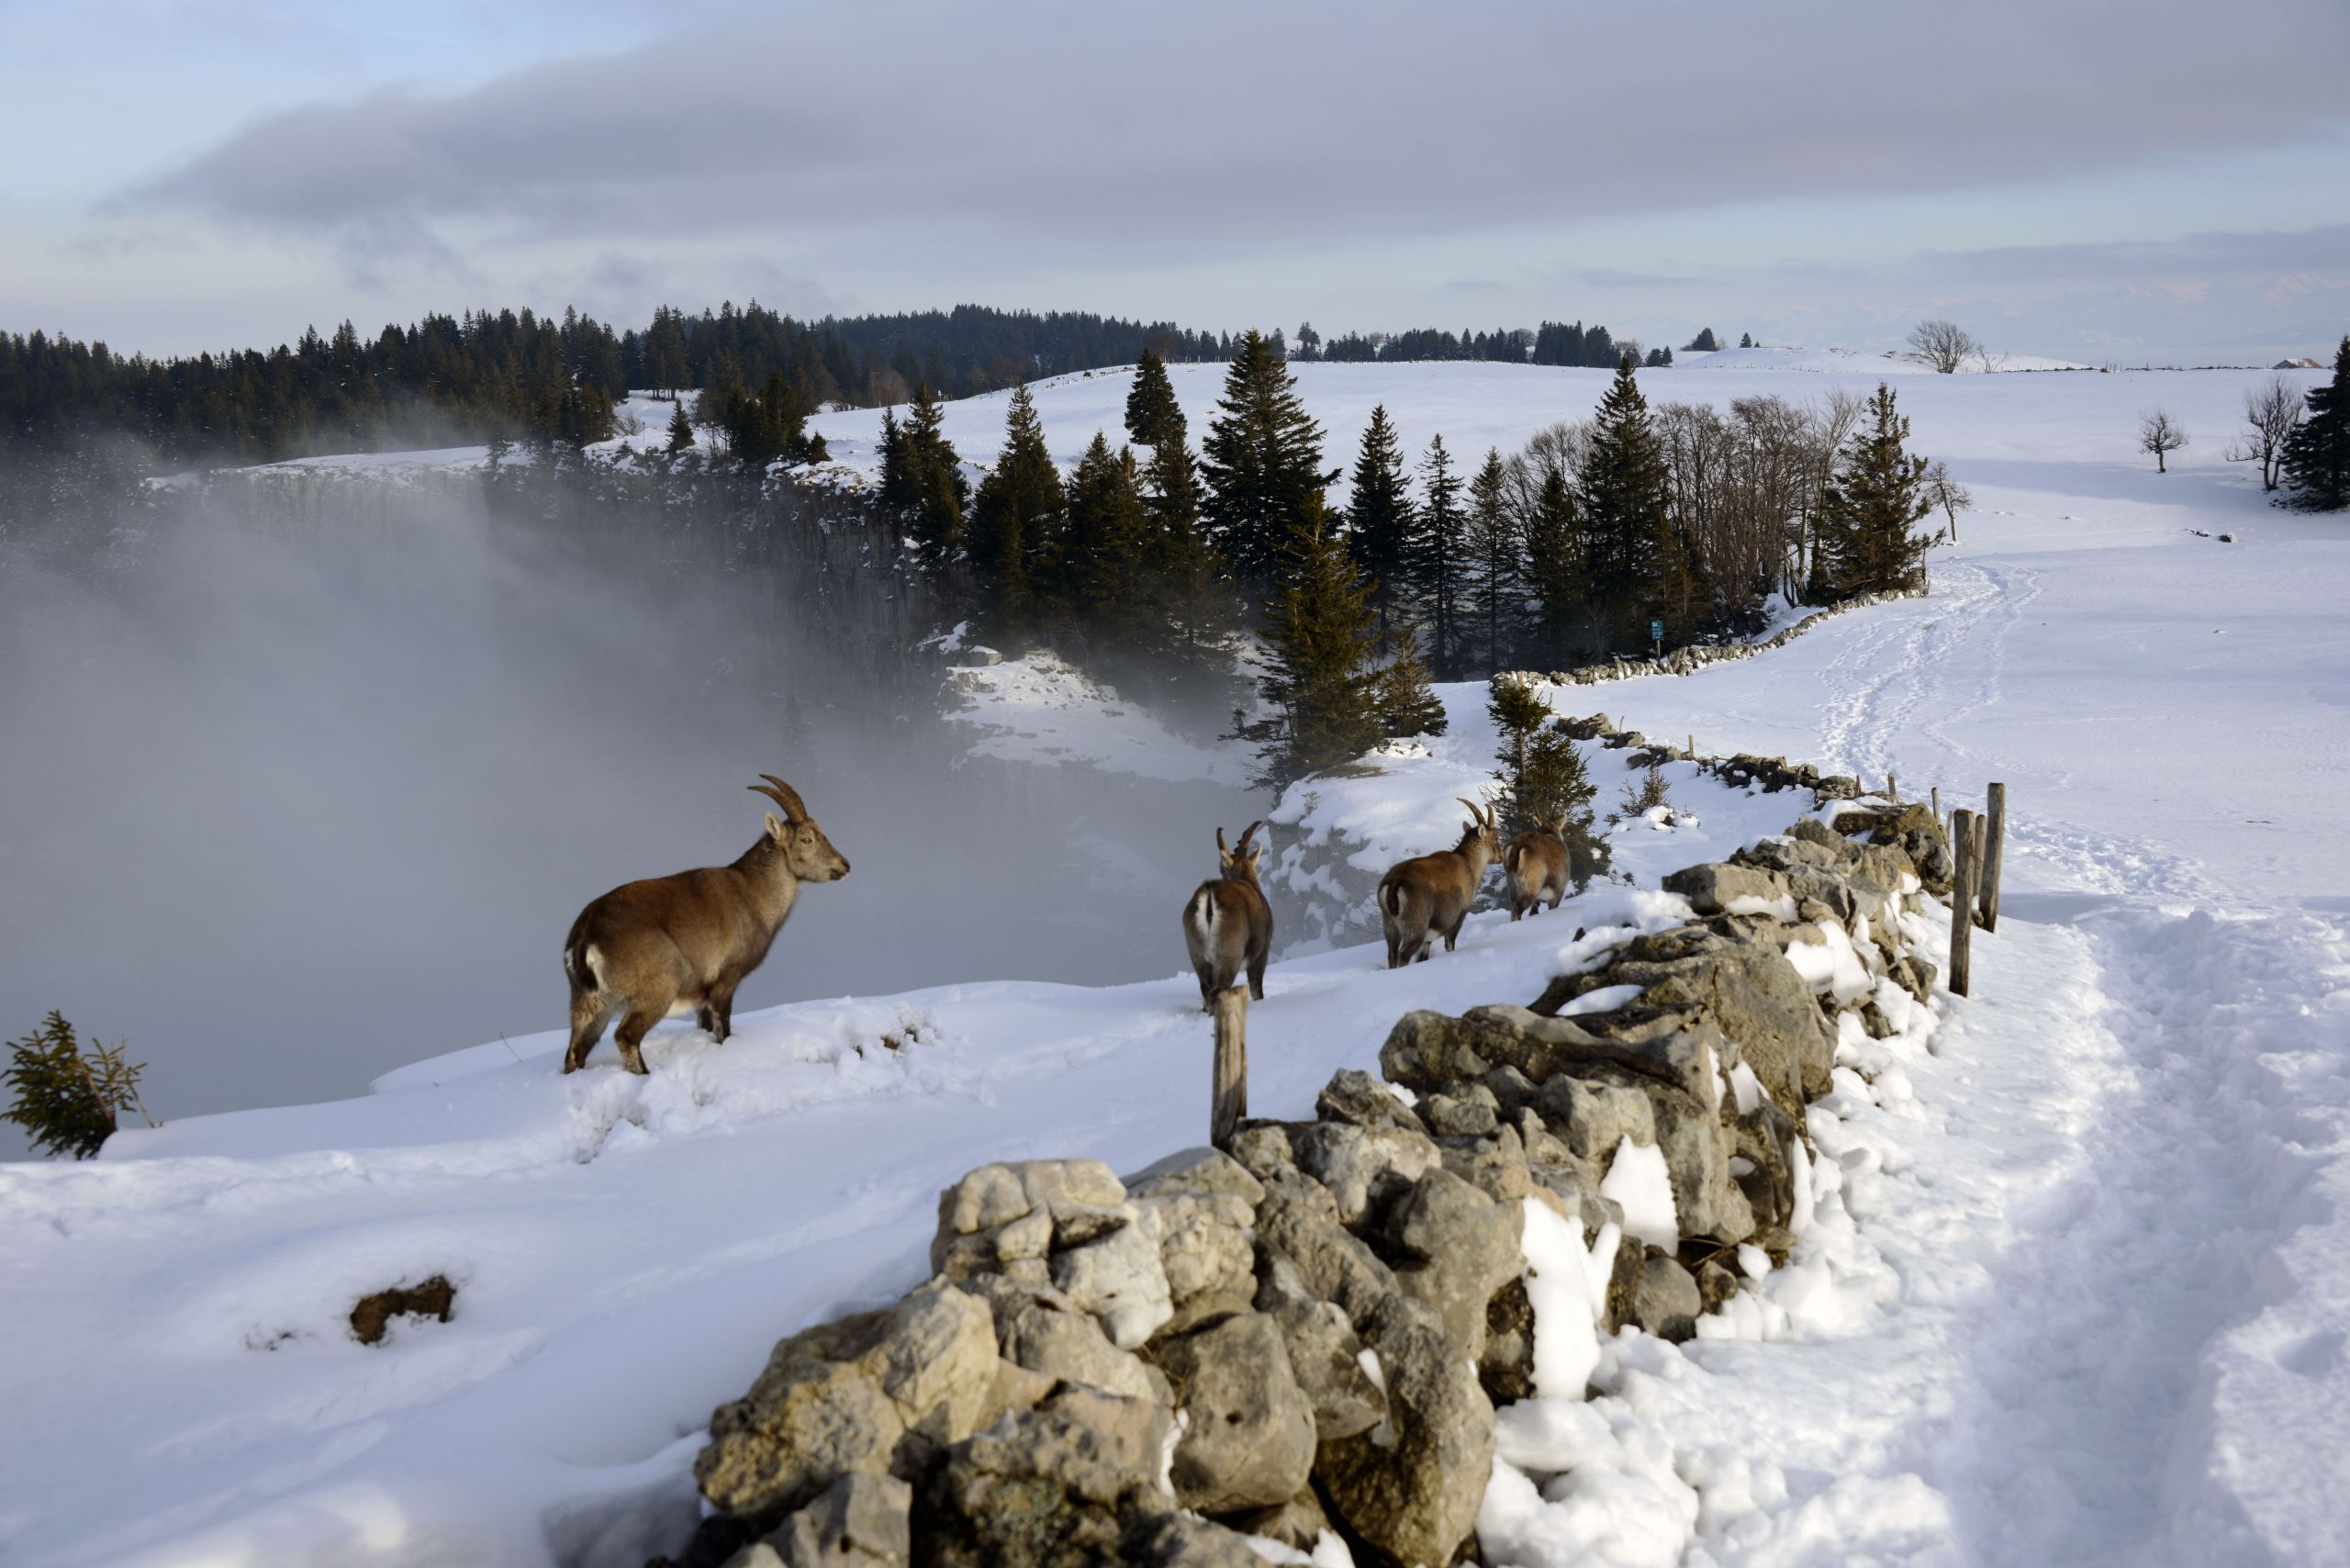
[11, 361, 2348, 1567]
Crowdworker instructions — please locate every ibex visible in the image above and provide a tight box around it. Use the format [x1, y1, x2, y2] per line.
[1504, 811, 1574, 921]
[1181, 822, 1272, 1012]
[561, 776, 850, 1074]
[1377, 798, 1500, 968]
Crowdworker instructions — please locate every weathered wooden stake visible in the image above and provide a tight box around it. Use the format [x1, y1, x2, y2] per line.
[1930, 785, 1940, 821]
[1970, 812, 1991, 931]
[1981, 782, 2007, 934]
[1210, 988, 1248, 1151]
[1887, 771, 1897, 801]
[1948, 808, 1975, 997]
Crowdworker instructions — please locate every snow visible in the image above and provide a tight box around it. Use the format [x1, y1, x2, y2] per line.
[1597, 1137, 1680, 1253]
[944, 647, 1249, 785]
[14, 357, 2350, 1566]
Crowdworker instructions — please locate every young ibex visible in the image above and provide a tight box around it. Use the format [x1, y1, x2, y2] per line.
[1504, 811, 1574, 922]
[561, 776, 850, 1074]
[1377, 798, 1500, 968]
[1181, 822, 1272, 1012]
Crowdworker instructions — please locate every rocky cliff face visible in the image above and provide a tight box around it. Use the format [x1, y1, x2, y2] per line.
[658, 801, 1952, 1568]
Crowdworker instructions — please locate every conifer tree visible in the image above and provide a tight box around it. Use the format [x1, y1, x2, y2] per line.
[1740, 332, 1754, 348]
[1061, 433, 1153, 620]
[1813, 383, 1934, 599]
[1410, 435, 1465, 677]
[3, 1013, 149, 1159]
[900, 384, 968, 569]
[1125, 349, 1186, 451]
[1375, 628, 1449, 738]
[1485, 677, 1606, 883]
[1200, 330, 1336, 583]
[1522, 465, 1585, 666]
[877, 409, 912, 510]
[1463, 447, 1524, 674]
[1343, 404, 1416, 637]
[1231, 493, 1383, 790]
[2282, 335, 2350, 511]
[1576, 357, 1678, 649]
[968, 383, 1063, 625]
[666, 401, 694, 454]
[1141, 434, 1237, 669]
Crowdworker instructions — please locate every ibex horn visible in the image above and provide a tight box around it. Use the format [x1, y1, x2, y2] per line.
[1217, 825, 1230, 855]
[1238, 820, 1266, 853]
[750, 775, 807, 820]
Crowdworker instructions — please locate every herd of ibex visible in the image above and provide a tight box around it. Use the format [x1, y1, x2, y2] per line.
[561, 777, 1572, 1072]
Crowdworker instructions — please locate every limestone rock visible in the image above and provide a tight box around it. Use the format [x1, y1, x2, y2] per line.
[1051, 1209, 1174, 1350]
[918, 1395, 1171, 1568]
[1154, 1312, 1317, 1514]
[698, 1280, 998, 1524]
[725, 1473, 910, 1568]
[1292, 1120, 1442, 1229]
[1535, 1074, 1657, 1162]
[1253, 1174, 1403, 1331]
[1254, 1253, 1386, 1441]
[1383, 1167, 1523, 1359]
[1124, 1147, 1266, 1208]
[999, 1301, 1161, 1403]
[1133, 1190, 1257, 1333]
[1632, 1253, 1701, 1343]
[1314, 1068, 1430, 1134]
[1314, 1317, 1494, 1568]
[1219, 1488, 1331, 1553]
[1662, 861, 1791, 915]
[1479, 1275, 1537, 1406]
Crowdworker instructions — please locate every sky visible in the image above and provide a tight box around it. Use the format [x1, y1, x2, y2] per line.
[3, 0, 2346, 365]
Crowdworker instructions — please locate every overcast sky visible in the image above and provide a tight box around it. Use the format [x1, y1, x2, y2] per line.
[5, 0, 2346, 364]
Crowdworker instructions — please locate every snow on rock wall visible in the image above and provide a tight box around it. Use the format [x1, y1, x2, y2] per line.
[653, 798, 1955, 1568]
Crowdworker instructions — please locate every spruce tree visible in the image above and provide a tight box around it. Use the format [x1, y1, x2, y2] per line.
[1485, 677, 1605, 884]
[968, 383, 1063, 625]
[1411, 435, 1465, 678]
[2282, 335, 2350, 511]
[901, 384, 968, 569]
[1200, 330, 1336, 583]
[1375, 628, 1449, 738]
[1814, 383, 1934, 599]
[1142, 434, 1237, 671]
[666, 401, 694, 454]
[877, 408, 912, 511]
[1576, 357, 1677, 650]
[4, 1012, 148, 1159]
[1232, 493, 1383, 790]
[1125, 349, 1186, 451]
[1463, 447, 1524, 674]
[1522, 465, 1585, 666]
[1344, 404, 1416, 638]
[1061, 434, 1152, 622]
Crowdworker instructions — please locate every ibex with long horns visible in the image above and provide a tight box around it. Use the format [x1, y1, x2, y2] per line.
[1504, 810, 1575, 922]
[1181, 822, 1272, 1012]
[561, 776, 850, 1074]
[1377, 798, 1500, 968]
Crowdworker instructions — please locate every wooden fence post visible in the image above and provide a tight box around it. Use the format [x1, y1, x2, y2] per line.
[1981, 782, 2007, 934]
[1887, 771, 1898, 802]
[1948, 808, 1975, 997]
[1930, 785, 1940, 822]
[1211, 989, 1248, 1151]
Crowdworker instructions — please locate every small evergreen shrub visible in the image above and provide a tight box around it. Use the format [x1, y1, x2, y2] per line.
[3, 1012, 151, 1159]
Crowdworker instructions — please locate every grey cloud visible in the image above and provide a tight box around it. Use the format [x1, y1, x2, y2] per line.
[129, 0, 2350, 260]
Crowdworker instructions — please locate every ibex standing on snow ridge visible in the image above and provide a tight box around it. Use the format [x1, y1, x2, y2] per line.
[1181, 822, 1272, 1012]
[1504, 811, 1574, 922]
[1378, 798, 1501, 968]
[561, 776, 850, 1074]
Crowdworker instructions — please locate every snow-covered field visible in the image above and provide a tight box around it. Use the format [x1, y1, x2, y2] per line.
[7, 356, 2347, 1566]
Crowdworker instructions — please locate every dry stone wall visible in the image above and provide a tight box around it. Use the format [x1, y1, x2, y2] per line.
[655, 796, 1954, 1568]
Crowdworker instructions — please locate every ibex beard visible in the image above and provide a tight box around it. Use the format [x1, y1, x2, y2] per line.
[561, 775, 850, 1075]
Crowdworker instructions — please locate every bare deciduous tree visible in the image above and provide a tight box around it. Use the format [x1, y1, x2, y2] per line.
[2227, 375, 2303, 491]
[1908, 319, 1981, 375]
[1924, 460, 1974, 543]
[2138, 409, 2188, 474]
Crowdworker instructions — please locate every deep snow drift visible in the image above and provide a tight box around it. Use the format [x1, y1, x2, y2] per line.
[3, 356, 2346, 1567]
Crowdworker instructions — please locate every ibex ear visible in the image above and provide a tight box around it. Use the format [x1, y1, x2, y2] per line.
[764, 811, 789, 840]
